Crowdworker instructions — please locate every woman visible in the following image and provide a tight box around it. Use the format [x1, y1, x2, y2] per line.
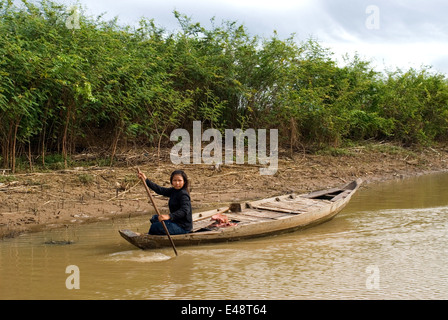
[137, 170, 192, 235]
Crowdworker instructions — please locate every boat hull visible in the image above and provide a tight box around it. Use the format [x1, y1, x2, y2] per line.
[119, 179, 362, 250]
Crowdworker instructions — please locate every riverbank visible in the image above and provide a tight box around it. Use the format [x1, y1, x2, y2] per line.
[1, 143, 447, 239]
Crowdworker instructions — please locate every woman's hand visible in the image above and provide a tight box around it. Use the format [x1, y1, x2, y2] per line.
[137, 171, 147, 181]
[158, 214, 170, 222]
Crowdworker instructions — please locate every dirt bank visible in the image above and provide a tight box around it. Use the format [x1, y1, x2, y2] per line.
[1, 144, 447, 239]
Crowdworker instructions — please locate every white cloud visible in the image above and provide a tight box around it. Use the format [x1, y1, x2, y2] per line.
[326, 40, 448, 74]
[212, 0, 310, 10]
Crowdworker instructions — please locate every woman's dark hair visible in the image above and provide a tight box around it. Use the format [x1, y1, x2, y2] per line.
[170, 170, 189, 193]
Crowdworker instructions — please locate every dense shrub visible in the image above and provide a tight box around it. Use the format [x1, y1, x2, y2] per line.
[1, 1, 447, 171]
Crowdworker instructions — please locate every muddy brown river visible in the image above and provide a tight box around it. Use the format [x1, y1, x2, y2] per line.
[1, 173, 447, 300]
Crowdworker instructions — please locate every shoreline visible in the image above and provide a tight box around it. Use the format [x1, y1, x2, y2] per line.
[1, 144, 447, 239]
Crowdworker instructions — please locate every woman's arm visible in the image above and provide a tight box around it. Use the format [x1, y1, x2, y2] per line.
[137, 170, 173, 196]
[145, 179, 172, 197]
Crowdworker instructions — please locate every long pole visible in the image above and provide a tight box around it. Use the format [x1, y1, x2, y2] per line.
[137, 168, 178, 256]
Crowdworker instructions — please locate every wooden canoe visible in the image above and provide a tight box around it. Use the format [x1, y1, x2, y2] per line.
[119, 178, 362, 250]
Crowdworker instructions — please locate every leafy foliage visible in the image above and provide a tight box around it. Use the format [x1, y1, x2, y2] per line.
[1, 1, 448, 171]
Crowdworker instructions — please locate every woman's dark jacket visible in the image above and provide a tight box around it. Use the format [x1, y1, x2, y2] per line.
[145, 179, 192, 232]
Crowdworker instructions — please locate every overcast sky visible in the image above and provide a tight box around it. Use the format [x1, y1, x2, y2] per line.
[57, 0, 448, 74]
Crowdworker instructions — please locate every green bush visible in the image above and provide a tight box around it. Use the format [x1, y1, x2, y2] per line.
[1, 0, 448, 172]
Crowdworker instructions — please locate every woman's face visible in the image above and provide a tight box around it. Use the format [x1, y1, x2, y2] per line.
[171, 174, 185, 190]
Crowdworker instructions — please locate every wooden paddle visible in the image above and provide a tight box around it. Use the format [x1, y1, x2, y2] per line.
[137, 167, 178, 256]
